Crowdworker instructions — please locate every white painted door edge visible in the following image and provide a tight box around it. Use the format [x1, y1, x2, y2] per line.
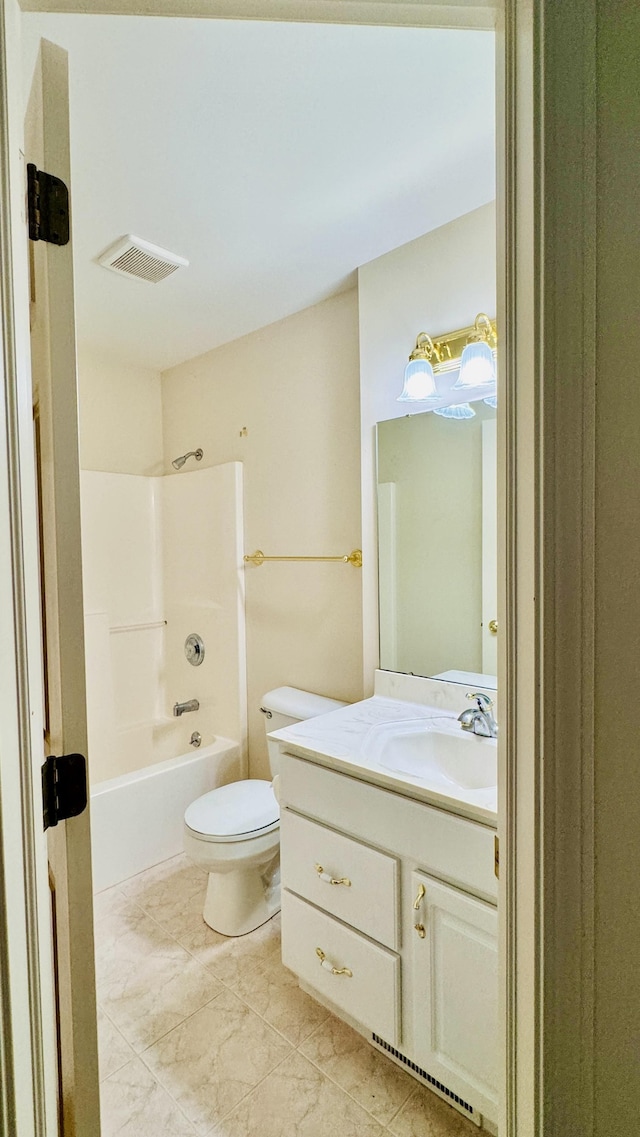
[0, 3, 58, 1134]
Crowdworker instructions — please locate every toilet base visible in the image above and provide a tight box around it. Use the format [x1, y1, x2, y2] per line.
[203, 858, 281, 937]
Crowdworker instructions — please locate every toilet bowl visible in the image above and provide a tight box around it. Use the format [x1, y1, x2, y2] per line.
[184, 780, 281, 937]
[184, 686, 346, 937]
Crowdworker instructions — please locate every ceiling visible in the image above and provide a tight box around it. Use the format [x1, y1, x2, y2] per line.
[22, 15, 495, 372]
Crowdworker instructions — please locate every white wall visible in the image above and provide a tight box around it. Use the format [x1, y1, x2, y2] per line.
[358, 202, 497, 689]
[79, 209, 496, 779]
[77, 348, 163, 475]
[161, 290, 363, 778]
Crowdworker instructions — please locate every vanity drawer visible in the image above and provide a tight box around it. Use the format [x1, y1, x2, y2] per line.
[281, 889, 401, 1046]
[281, 809, 399, 949]
[280, 753, 498, 904]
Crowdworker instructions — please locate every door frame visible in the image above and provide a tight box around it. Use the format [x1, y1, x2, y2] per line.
[0, 1, 606, 1136]
[1, 3, 61, 1135]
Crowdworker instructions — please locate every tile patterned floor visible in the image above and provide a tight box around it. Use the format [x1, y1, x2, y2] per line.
[95, 854, 477, 1136]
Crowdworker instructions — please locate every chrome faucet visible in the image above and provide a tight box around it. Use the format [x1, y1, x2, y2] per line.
[458, 692, 498, 738]
[173, 698, 199, 717]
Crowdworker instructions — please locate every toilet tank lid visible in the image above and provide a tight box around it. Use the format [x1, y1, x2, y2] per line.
[261, 686, 347, 721]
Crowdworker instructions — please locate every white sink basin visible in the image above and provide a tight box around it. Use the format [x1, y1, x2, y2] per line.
[363, 716, 497, 794]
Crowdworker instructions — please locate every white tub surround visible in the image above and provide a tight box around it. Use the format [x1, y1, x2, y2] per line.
[91, 737, 240, 892]
[81, 464, 247, 786]
[269, 673, 497, 826]
[161, 463, 247, 769]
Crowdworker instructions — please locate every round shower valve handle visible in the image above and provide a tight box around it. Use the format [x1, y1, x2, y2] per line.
[184, 633, 205, 666]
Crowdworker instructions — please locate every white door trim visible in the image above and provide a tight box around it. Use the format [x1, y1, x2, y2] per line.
[500, 2, 597, 1132]
[25, 37, 101, 1133]
[2, 1, 612, 1134]
[538, 2, 597, 1129]
[0, 3, 57, 1134]
[20, 0, 497, 29]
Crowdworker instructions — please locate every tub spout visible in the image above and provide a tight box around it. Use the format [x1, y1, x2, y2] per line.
[173, 698, 199, 717]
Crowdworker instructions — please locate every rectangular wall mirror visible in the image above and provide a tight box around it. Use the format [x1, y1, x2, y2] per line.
[376, 404, 497, 688]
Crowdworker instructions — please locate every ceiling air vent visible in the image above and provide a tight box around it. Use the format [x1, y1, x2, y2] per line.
[97, 235, 188, 283]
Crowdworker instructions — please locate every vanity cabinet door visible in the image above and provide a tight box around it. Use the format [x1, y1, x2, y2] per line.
[410, 871, 498, 1123]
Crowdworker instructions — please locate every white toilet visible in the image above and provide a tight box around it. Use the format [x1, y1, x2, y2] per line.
[183, 686, 346, 937]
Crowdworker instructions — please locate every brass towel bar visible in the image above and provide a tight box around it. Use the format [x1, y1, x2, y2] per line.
[244, 549, 362, 568]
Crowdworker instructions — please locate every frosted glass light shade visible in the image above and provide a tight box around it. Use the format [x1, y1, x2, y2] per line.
[484, 395, 498, 409]
[453, 340, 496, 389]
[433, 402, 476, 419]
[397, 357, 438, 402]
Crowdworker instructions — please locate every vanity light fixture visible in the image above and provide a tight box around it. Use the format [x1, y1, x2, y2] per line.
[483, 395, 498, 409]
[399, 315, 498, 403]
[452, 313, 497, 390]
[433, 402, 476, 420]
[397, 333, 440, 402]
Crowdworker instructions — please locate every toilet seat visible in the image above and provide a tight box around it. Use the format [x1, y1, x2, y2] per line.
[184, 780, 279, 844]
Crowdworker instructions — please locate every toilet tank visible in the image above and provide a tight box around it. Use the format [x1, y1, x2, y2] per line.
[261, 686, 347, 777]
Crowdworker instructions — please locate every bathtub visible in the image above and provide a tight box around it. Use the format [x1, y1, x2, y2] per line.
[90, 736, 241, 892]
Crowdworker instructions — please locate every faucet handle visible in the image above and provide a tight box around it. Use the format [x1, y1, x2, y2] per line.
[458, 707, 477, 731]
[467, 691, 493, 710]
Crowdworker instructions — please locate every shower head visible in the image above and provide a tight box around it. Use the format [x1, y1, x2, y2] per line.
[172, 448, 203, 470]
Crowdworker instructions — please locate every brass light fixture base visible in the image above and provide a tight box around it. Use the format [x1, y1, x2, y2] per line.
[410, 314, 498, 374]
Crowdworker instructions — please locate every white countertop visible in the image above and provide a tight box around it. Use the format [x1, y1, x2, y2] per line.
[269, 695, 498, 826]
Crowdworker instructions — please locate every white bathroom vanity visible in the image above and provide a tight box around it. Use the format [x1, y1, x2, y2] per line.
[270, 674, 499, 1131]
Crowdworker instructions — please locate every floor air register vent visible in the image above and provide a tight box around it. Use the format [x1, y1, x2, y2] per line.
[371, 1034, 483, 1128]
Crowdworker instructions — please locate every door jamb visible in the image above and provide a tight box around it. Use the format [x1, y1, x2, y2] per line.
[0, 2, 57, 1134]
[2, 2, 601, 1135]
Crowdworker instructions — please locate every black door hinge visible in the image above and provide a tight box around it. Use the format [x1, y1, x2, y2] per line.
[27, 163, 69, 246]
[42, 753, 87, 831]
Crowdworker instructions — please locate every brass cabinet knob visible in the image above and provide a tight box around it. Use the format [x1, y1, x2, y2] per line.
[489, 619, 498, 635]
[414, 923, 426, 939]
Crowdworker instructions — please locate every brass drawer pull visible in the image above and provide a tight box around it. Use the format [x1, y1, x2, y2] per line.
[413, 882, 426, 937]
[316, 947, 353, 977]
[315, 863, 351, 887]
